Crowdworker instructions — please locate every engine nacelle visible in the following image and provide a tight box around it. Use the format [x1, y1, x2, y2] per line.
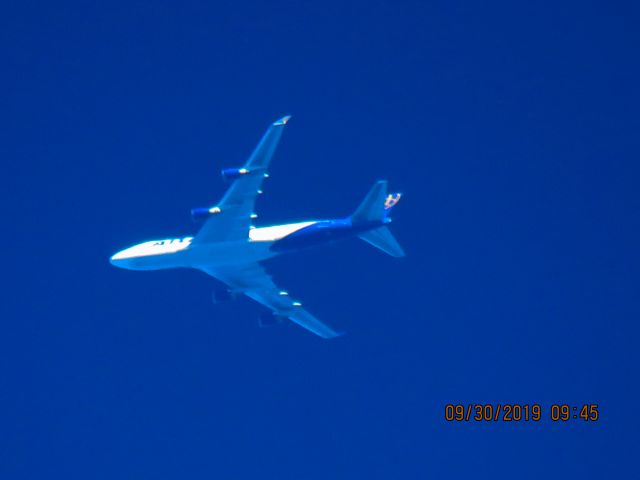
[191, 206, 221, 222]
[221, 167, 250, 180]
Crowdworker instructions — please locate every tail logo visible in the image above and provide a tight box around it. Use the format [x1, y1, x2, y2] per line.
[384, 193, 402, 210]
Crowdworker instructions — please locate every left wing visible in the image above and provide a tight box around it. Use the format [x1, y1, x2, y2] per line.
[200, 263, 343, 339]
[193, 116, 291, 245]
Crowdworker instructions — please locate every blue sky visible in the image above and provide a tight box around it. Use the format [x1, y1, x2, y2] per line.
[2, 1, 639, 478]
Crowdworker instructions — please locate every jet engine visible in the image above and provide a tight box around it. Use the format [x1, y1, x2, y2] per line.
[221, 167, 250, 180]
[191, 206, 221, 222]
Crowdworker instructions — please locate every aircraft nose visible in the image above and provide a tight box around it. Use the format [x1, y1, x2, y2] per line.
[110, 250, 129, 267]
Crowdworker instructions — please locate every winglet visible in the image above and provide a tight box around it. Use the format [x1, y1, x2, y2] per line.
[273, 115, 291, 126]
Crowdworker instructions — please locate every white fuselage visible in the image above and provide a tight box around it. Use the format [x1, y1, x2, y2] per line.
[110, 221, 316, 271]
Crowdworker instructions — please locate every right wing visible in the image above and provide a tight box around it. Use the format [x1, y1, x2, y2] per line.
[192, 116, 291, 245]
[200, 263, 343, 339]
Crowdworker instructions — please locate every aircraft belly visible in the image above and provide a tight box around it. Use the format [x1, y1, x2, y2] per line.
[271, 219, 382, 253]
[185, 240, 277, 268]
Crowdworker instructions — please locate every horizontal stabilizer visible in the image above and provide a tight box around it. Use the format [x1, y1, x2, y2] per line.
[358, 226, 405, 258]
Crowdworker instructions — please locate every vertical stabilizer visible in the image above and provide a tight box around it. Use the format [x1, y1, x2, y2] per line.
[352, 180, 389, 223]
[352, 180, 405, 257]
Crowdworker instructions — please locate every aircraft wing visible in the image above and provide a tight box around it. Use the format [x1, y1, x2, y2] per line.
[192, 116, 291, 245]
[200, 263, 343, 339]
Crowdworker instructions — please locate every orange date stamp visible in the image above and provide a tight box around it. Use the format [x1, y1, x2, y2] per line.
[444, 404, 599, 422]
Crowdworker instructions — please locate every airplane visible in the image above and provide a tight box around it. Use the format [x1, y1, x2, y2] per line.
[110, 116, 405, 338]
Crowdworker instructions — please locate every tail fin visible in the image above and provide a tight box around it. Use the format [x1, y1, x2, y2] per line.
[352, 180, 389, 223]
[352, 180, 403, 222]
[358, 227, 406, 257]
[352, 180, 405, 257]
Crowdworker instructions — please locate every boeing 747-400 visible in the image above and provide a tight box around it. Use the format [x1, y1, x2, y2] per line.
[110, 116, 404, 338]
